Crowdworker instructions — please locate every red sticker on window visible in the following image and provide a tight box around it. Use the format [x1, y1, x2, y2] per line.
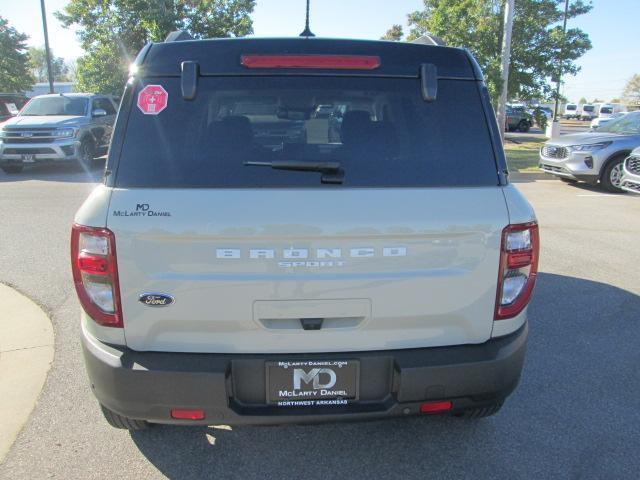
[137, 85, 168, 115]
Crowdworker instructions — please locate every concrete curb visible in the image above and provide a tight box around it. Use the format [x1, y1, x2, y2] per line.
[510, 171, 557, 182]
[0, 284, 54, 463]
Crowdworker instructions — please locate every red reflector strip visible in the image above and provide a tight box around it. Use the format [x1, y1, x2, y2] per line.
[240, 54, 381, 70]
[507, 251, 533, 269]
[419, 400, 453, 414]
[171, 409, 205, 420]
[77, 252, 110, 275]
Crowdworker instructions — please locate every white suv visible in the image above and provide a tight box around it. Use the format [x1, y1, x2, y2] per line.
[621, 148, 640, 194]
[72, 35, 538, 429]
[540, 112, 640, 192]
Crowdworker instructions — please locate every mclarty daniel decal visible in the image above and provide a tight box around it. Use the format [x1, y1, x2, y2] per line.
[112, 203, 171, 217]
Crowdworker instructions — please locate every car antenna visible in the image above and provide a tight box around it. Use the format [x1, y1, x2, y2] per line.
[299, 0, 315, 37]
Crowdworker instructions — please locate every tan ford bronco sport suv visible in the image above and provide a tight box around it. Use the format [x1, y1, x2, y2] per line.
[72, 34, 538, 429]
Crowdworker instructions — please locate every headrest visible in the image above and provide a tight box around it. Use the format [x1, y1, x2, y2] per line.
[341, 110, 372, 146]
[210, 115, 254, 146]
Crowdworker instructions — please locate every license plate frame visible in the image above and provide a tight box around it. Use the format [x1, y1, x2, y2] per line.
[265, 360, 360, 406]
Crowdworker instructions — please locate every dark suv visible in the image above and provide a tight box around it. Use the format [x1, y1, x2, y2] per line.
[0, 94, 29, 123]
[505, 105, 532, 132]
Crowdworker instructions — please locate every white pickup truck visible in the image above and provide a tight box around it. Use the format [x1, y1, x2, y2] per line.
[72, 34, 538, 429]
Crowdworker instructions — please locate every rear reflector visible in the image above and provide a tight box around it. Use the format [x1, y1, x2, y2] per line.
[420, 400, 453, 414]
[171, 409, 205, 420]
[240, 54, 381, 70]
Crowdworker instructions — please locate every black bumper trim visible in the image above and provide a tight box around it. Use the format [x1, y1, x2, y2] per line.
[82, 323, 528, 425]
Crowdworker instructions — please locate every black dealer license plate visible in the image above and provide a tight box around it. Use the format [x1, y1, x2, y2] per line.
[266, 360, 359, 406]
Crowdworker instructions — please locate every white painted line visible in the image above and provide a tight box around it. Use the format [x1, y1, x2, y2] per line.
[576, 194, 626, 197]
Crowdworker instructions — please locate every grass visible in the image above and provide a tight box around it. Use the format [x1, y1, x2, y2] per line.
[503, 135, 546, 172]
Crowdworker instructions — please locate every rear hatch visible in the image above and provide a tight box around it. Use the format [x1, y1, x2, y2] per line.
[106, 40, 509, 353]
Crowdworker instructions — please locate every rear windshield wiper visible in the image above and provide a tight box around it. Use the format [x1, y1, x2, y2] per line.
[244, 161, 344, 184]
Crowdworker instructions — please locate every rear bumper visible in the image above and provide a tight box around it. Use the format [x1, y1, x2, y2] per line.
[82, 322, 528, 425]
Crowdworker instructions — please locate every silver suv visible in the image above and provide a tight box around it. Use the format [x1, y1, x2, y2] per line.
[0, 93, 118, 174]
[539, 111, 640, 192]
[621, 147, 640, 194]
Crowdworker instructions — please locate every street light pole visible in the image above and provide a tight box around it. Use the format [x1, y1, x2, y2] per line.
[553, 0, 570, 120]
[496, 0, 515, 143]
[40, 0, 55, 94]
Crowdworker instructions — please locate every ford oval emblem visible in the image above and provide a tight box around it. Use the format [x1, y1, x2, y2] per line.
[139, 293, 174, 307]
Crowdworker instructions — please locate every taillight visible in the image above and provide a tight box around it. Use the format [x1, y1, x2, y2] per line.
[71, 224, 123, 327]
[495, 223, 539, 320]
[240, 54, 381, 70]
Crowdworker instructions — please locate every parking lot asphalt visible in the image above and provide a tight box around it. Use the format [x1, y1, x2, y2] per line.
[0, 164, 639, 479]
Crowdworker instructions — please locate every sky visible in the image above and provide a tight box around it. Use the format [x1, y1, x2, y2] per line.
[1, 0, 638, 102]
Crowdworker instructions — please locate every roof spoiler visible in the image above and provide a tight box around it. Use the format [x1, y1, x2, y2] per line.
[165, 30, 193, 42]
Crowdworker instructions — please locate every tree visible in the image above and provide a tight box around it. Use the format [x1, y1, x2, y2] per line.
[404, 0, 592, 103]
[381, 25, 403, 41]
[75, 44, 127, 95]
[578, 96, 587, 104]
[28, 47, 70, 82]
[56, 0, 256, 95]
[622, 74, 640, 106]
[65, 59, 78, 83]
[0, 16, 34, 92]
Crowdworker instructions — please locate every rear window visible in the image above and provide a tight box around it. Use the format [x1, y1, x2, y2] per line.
[566, 104, 577, 111]
[600, 107, 613, 114]
[583, 105, 594, 112]
[114, 76, 498, 188]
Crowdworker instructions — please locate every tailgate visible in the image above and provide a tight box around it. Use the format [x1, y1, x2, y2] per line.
[108, 187, 508, 353]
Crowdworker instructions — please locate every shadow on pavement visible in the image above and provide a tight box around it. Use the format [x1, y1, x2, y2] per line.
[0, 159, 106, 184]
[129, 273, 640, 480]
